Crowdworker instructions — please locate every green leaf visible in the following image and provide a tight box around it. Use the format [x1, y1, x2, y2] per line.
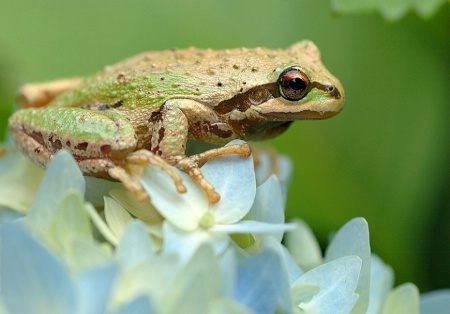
[332, 0, 447, 20]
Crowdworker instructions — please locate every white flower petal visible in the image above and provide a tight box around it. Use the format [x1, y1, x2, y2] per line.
[291, 283, 320, 307]
[293, 256, 361, 314]
[248, 175, 285, 241]
[141, 166, 207, 231]
[84, 202, 118, 246]
[325, 217, 371, 314]
[381, 283, 420, 314]
[28, 151, 85, 231]
[47, 192, 91, 244]
[285, 218, 323, 271]
[203, 140, 256, 224]
[116, 220, 154, 270]
[162, 222, 229, 263]
[0, 150, 43, 213]
[209, 299, 254, 314]
[104, 196, 133, 239]
[367, 255, 394, 314]
[212, 220, 295, 234]
[161, 244, 222, 314]
[114, 295, 156, 314]
[110, 189, 163, 223]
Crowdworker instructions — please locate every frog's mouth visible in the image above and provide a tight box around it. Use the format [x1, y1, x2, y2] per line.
[260, 108, 342, 121]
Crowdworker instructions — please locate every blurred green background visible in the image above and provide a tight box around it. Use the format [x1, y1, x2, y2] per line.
[0, 0, 448, 291]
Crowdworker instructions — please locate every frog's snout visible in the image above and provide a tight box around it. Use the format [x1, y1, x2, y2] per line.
[325, 84, 341, 99]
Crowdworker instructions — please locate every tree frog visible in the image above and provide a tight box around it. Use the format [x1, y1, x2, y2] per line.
[8, 41, 345, 203]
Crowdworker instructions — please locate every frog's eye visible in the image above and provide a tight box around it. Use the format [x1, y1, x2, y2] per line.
[278, 68, 310, 101]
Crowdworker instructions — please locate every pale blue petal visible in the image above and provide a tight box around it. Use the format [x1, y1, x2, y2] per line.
[285, 219, 323, 271]
[235, 250, 283, 314]
[367, 255, 394, 314]
[420, 289, 450, 314]
[114, 295, 156, 314]
[212, 220, 295, 234]
[293, 256, 361, 314]
[325, 218, 370, 314]
[259, 238, 297, 313]
[203, 140, 256, 224]
[276, 244, 304, 285]
[28, 150, 85, 231]
[1, 222, 76, 314]
[0, 207, 22, 224]
[76, 265, 118, 314]
[381, 283, 419, 314]
[162, 244, 221, 314]
[210, 299, 255, 314]
[247, 175, 285, 242]
[116, 220, 154, 270]
[162, 222, 229, 263]
[141, 165, 207, 231]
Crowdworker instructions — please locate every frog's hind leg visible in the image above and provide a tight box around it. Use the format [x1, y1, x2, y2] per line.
[9, 106, 189, 202]
[8, 106, 138, 175]
[17, 78, 83, 108]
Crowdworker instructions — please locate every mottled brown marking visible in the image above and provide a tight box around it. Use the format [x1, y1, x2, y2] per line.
[52, 139, 62, 150]
[101, 145, 111, 154]
[150, 111, 162, 122]
[210, 124, 233, 138]
[76, 142, 88, 151]
[98, 100, 124, 111]
[30, 131, 44, 145]
[215, 83, 278, 114]
[158, 127, 165, 140]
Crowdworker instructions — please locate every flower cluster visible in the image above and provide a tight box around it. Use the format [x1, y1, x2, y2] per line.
[0, 140, 448, 314]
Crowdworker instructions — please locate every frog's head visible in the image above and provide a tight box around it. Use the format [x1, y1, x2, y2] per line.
[254, 41, 345, 121]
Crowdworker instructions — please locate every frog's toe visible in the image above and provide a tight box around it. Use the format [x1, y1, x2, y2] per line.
[108, 166, 150, 202]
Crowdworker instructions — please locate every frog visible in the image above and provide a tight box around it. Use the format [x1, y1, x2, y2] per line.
[8, 40, 345, 203]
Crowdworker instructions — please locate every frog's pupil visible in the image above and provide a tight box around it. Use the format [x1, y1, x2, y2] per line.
[289, 77, 306, 91]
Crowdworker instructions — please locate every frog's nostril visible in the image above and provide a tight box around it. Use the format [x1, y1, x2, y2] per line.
[326, 84, 341, 99]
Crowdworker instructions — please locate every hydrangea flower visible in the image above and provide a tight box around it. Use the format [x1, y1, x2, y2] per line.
[0, 141, 449, 314]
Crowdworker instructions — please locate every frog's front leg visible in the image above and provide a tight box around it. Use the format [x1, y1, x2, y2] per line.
[121, 99, 251, 203]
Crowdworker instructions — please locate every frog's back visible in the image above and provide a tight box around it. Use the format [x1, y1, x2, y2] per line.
[50, 45, 309, 110]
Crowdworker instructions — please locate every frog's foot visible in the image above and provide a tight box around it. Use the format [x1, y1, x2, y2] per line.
[108, 150, 186, 202]
[175, 143, 252, 203]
